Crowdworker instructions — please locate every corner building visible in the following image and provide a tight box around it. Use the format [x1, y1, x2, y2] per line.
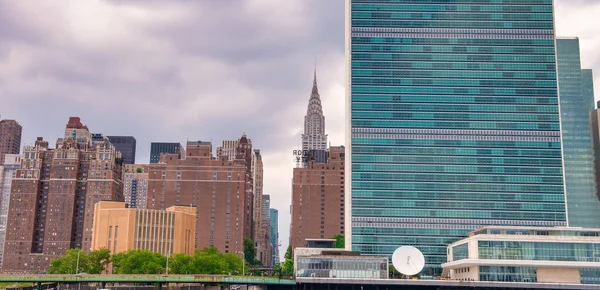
[347, 0, 566, 275]
[1, 118, 123, 274]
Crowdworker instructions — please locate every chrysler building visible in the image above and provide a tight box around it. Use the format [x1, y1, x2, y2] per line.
[301, 69, 328, 154]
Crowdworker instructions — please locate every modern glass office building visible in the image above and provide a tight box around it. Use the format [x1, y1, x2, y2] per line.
[346, 0, 566, 275]
[444, 227, 600, 284]
[556, 38, 600, 228]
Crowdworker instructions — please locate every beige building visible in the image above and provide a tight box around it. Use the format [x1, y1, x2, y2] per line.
[91, 201, 196, 256]
[443, 226, 600, 284]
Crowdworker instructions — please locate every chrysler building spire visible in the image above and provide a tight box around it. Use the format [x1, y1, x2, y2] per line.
[301, 68, 328, 159]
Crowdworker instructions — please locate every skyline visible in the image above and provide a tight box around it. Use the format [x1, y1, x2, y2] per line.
[2, 0, 600, 260]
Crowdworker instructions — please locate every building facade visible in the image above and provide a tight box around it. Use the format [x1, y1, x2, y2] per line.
[291, 146, 345, 249]
[252, 150, 265, 260]
[216, 135, 254, 241]
[123, 164, 149, 209]
[0, 120, 22, 165]
[0, 154, 20, 270]
[146, 140, 248, 255]
[150, 142, 184, 164]
[346, 0, 566, 275]
[301, 70, 328, 166]
[270, 208, 279, 265]
[443, 226, 600, 285]
[107, 136, 136, 164]
[91, 201, 196, 257]
[556, 38, 600, 228]
[1, 118, 123, 274]
[260, 194, 272, 266]
[590, 108, 600, 200]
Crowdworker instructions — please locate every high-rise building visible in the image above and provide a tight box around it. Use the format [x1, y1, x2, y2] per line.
[1, 118, 123, 274]
[556, 38, 600, 228]
[260, 194, 272, 266]
[123, 164, 149, 209]
[108, 136, 137, 164]
[591, 103, 600, 200]
[216, 135, 255, 241]
[291, 146, 345, 249]
[270, 208, 279, 265]
[0, 119, 22, 165]
[251, 150, 265, 262]
[0, 154, 20, 270]
[150, 142, 185, 164]
[91, 201, 196, 256]
[347, 1, 566, 275]
[301, 70, 328, 166]
[146, 141, 248, 255]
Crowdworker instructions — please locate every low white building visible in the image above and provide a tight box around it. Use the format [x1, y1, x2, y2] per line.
[442, 226, 600, 285]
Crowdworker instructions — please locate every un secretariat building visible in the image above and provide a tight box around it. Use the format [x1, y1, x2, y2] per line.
[345, 0, 571, 276]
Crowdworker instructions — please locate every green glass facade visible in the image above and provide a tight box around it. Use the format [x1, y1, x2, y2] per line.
[348, 0, 566, 275]
[556, 38, 600, 228]
[477, 241, 600, 262]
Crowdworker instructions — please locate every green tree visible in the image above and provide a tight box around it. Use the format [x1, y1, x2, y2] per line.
[136, 168, 143, 173]
[222, 252, 244, 275]
[194, 247, 229, 274]
[333, 234, 345, 248]
[243, 237, 256, 265]
[281, 258, 294, 277]
[112, 249, 166, 274]
[284, 245, 292, 260]
[88, 248, 111, 274]
[167, 253, 195, 274]
[47, 248, 89, 274]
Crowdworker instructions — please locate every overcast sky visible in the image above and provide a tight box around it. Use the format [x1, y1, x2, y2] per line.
[1, 0, 599, 259]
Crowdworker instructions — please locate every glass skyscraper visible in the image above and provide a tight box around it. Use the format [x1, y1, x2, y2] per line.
[346, 0, 566, 275]
[150, 142, 184, 164]
[556, 38, 600, 228]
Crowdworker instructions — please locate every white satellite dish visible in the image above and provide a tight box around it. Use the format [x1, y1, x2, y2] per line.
[392, 246, 425, 276]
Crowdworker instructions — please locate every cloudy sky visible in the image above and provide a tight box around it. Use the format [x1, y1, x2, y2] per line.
[1, 0, 599, 259]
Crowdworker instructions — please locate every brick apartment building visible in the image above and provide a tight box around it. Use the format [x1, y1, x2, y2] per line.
[1, 117, 123, 274]
[146, 140, 250, 255]
[290, 146, 345, 249]
[0, 119, 22, 165]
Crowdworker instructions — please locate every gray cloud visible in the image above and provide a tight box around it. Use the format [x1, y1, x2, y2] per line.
[0, 0, 596, 259]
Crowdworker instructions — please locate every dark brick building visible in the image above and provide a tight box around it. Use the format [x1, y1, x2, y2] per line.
[0, 119, 22, 165]
[1, 118, 123, 274]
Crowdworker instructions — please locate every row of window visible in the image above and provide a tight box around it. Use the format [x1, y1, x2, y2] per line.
[352, 155, 561, 166]
[352, 208, 565, 220]
[352, 146, 562, 158]
[352, 190, 565, 203]
[351, 3, 553, 13]
[353, 199, 565, 211]
[351, 20, 553, 30]
[352, 138, 562, 149]
[353, 164, 563, 176]
[352, 181, 564, 193]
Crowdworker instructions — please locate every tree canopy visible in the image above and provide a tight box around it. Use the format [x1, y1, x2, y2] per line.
[48, 246, 245, 275]
[333, 234, 345, 248]
[47, 248, 110, 274]
[112, 249, 166, 274]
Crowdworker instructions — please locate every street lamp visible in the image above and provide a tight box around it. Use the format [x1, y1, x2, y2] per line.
[75, 250, 81, 274]
[237, 251, 245, 276]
